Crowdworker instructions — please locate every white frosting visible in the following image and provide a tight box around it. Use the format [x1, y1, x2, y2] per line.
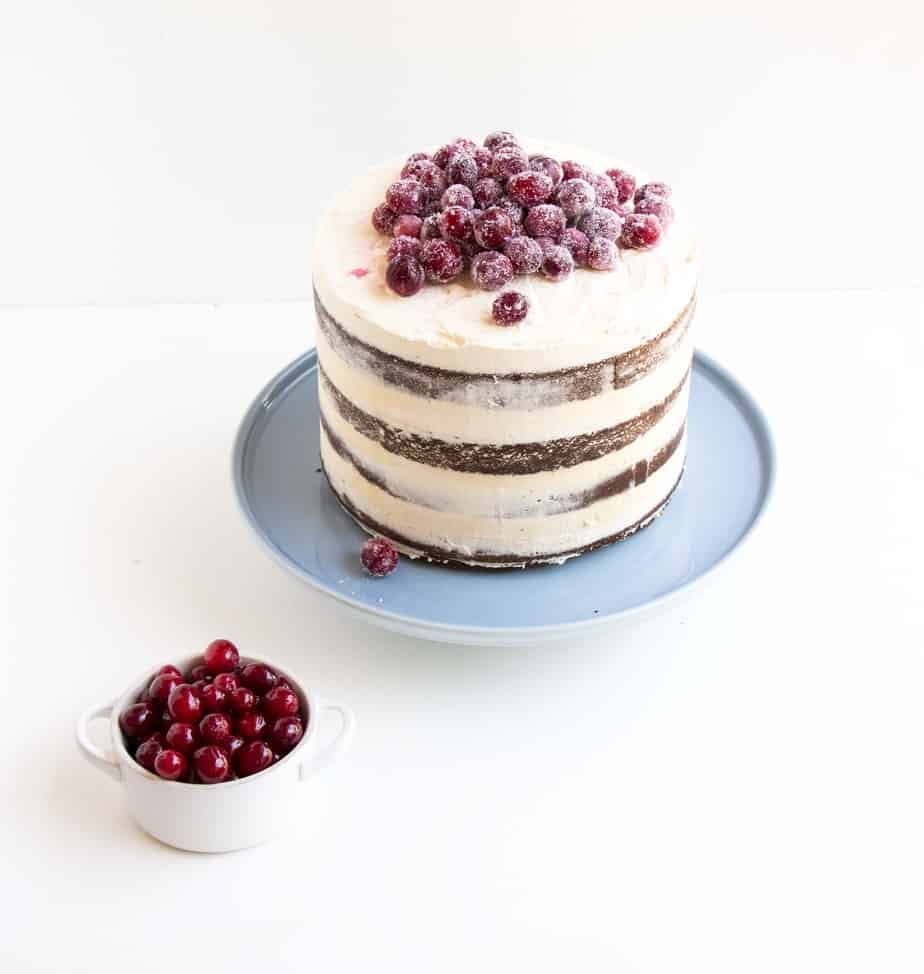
[312, 140, 698, 374]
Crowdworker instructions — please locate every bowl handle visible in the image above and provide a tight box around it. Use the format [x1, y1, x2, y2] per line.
[299, 701, 355, 781]
[76, 702, 121, 782]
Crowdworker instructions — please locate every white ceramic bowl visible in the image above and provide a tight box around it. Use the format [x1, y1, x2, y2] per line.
[75, 654, 354, 853]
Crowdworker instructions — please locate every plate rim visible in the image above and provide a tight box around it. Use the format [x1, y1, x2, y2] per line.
[231, 348, 776, 643]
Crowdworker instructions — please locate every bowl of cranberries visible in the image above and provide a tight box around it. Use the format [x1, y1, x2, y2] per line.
[75, 639, 354, 853]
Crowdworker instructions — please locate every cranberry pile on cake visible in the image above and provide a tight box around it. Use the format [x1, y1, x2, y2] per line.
[119, 640, 306, 783]
[312, 134, 698, 568]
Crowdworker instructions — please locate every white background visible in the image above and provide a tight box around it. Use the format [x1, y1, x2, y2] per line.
[2, 3, 924, 973]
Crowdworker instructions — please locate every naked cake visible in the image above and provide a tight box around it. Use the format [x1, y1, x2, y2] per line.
[312, 133, 697, 568]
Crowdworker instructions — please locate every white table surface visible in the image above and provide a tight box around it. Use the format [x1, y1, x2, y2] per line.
[1, 289, 922, 973]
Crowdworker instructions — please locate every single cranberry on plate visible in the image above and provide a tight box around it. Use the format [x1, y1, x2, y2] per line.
[262, 686, 300, 721]
[228, 686, 257, 715]
[135, 735, 164, 772]
[492, 291, 529, 326]
[385, 255, 425, 297]
[620, 213, 663, 250]
[240, 662, 278, 695]
[153, 749, 188, 781]
[193, 745, 230, 785]
[360, 537, 399, 577]
[119, 702, 157, 739]
[237, 711, 268, 741]
[235, 740, 275, 778]
[167, 684, 202, 723]
[165, 721, 199, 755]
[268, 716, 304, 754]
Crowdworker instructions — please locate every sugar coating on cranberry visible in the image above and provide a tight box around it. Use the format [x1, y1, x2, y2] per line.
[473, 177, 503, 209]
[474, 206, 514, 249]
[557, 178, 596, 220]
[561, 227, 590, 266]
[235, 740, 274, 778]
[473, 146, 493, 177]
[193, 745, 229, 784]
[590, 173, 618, 210]
[360, 537, 399, 577]
[541, 245, 574, 281]
[577, 207, 624, 241]
[386, 255, 424, 297]
[528, 155, 564, 189]
[446, 152, 478, 188]
[392, 214, 423, 239]
[634, 196, 675, 229]
[471, 251, 514, 291]
[507, 170, 553, 207]
[387, 236, 422, 262]
[503, 235, 543, 275]
[403, 160, 446, 200]
[420, 213, 443, 242]
[492, 144, 529, 181]
[525, 204, 566, 242]
[620, 213, 663, 249]
[419, 239, 464, 284]
[492, 291, 529, 325]
[635, 181, 671, 203]
[439, 205, 474, 243]
[441, 184, 475, 209]
[605, 168, 636, 204]
[371, 203, 397, 236]
[495, 196, 523, 227]
[484, 130, 518, 151]
[432, 143, 454, 168]
[385, 179, 427, 216]
[561, 160, 590, 182]
[153, 749, 187, 781]
[587, 236, 619, 270]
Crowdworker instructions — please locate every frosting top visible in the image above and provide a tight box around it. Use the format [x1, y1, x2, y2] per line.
[312, 139, 698, 374]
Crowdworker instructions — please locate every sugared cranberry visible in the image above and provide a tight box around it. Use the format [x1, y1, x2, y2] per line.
[188, 663, 210, 682]
[262, 686, 300, 721]
[165, 721, 199, 755]
[199, 682, 227, 714]
[471, 251, 514, 291]
[204, 639, 240, 674]
[228, 686, 257, 715]
[119, 702, 157, 739]
[587, 237, 618, 270]
[235, 740, 274, 778]
[445, 153, 478, 189]
[199, 713, 233, 746]
[401, 152, 429, 172]
[392, 214, 422, 239]
[441, 184, 475, 209]
[483, 130, 519, 151]
[268, 716, 304, 754]
[385, 179, 427, 216]
[577, 207, 624, 241]
[541, 245, 574, 282]
[360, 537, 399, 576]
[561, 227, 590, 266]
[503, 235, 543, 275]
[135, 735, 163, 772]
[420, 214, 443, 242]
[213, 672, 239, 694]
[495, 197, 523, 227]
[147, 672, 182, 706]
[492, 291, 529, 325]
[534, 236, 558, 256]
[153, 749, 187, 781]
[422, 197, 442, 217]
[385, 255, 424, 297]
[528, 155, 564, 189]
[620, 213, 663, 249]
[561, 160, 590, 182]
[371, 203, 397, 236]
[452, 137, 479, 155]
[557, 178, 596, 220]
[605, 168, 636, 204]
[432, 144, 454, 168]
[402, 160, 446, 200]
[525, 204, 566, 242]
[240, 663, 278, 695]
[387, 236, 422, 262]
[473, 177, 503, 209]
[193, 745, 229, 784]
[634, 181, 671, 203]
[491, 144, 529, 181]
[420, 239, 464, 284]
[634, 196, 675, 229]
[590, 173, 618, 210]
[507, 170, 553, 207]
[167, 684, 202, 723]
[439, 205, 474, 243]
[474, 206, 514, 249]
[236, 711, 268, 741]
[473, 146, 493, 177]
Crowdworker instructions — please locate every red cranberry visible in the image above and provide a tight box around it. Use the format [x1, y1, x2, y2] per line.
[371, 203, 397, 236]
[199, 712, 233, 746]
[360, 537, 399, 576]
[634, 181, 671, 203]
[473, 177, 503, 209]
[153, 749, 187, 781]
[492, 291, 529, 325]
[483, 130, 519, 151]
[165, 721, 199, 755]
[155, 664, 182, 677]
[473, 147, 493, 177]
[199, 682, 227, 714]
[268, 716, 304, 754]
[557, 178, 596, 220]
[491, 144, 529, 181]
[240, 663, 278, 695]
[507, 170, 553, 206]
[393, 214, 423, 239]
[495, 197, 524, 227]
[606, 168, 636, 204]
[387, 236, 422, 262]
[503, 236, 543, 275]
[587, 236, 618, 270]
[525, 204, 566, 242]
[541, 245, 574, 282]
[420, 239, 464, 284]
[620, 213, 663, 250]
[474, 206, 514, 250]
[235, 740, 274, 778]
[262, 686, 300, 721]
[402, 160, 446, 200]
[445, 153, 478, 189]
[420, 213, 443, 242]
[204, 638, 240, 675]
[561, 160, 590, 182]
[147, 672, 182, 706]
[157, 707, 174, 732]
[385, 255, 425, 297]
[135, 735, 163, 772]
[237, 711, 268, 741]
[193, 745, 230, 784]
[561, 227, 590, 266]
[439, 205, 474, 243]
[634, 196, 675, 229]
[212, 672, 239, 694]
[385, 179, 427, 216]
[577, 207, 623, 241]
[226, 735, 244, 759]
[528, 154, 564, 188]
[119, 702, 157, 739]
[441, 184, 474, 209]
[188, 663, 210, 683]
[167, 684, 202, 723]
[471, 251, 514, 291]
[228, 686, 257, 715]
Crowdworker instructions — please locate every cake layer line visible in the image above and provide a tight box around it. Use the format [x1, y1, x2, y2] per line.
[315, 288, 694, 407]
[320, 414, 685, 518]
[319, 366, 689, 476]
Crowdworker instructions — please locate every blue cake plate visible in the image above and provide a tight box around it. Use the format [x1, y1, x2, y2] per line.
[232, 349, 775, 646]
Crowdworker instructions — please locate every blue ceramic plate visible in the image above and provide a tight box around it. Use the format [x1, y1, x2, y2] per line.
[232, 350, 775, 646]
